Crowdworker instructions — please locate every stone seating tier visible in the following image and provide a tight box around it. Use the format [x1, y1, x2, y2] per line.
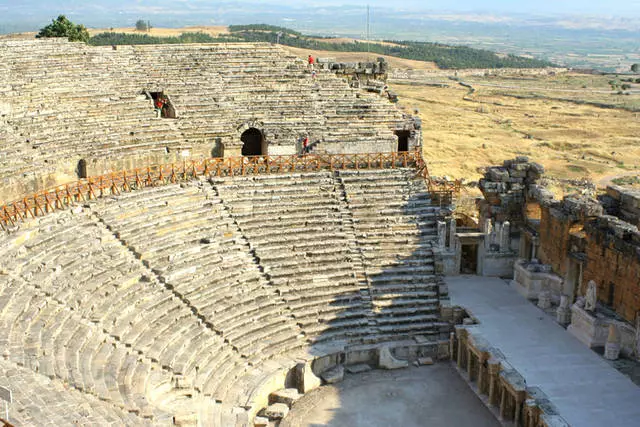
[0, 40, 407, 202]
[0, 168, 444, 425]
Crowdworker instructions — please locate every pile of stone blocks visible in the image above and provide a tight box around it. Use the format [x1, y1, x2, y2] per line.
[479, 156, 545, 223]
[601, 185, 640, 227]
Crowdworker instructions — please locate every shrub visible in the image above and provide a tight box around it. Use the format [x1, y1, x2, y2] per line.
[36, 15, 90, 43]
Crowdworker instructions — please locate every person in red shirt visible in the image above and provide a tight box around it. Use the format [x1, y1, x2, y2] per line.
[302, 136, 309, 155]
[154, 97, 165, 118]
[308, 55, 315, 70]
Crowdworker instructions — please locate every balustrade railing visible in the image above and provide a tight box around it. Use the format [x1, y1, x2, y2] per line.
[0, 151, 460, 230]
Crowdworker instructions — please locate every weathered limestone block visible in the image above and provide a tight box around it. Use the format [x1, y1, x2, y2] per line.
[345, 364, 372, 374]
[537, 291, 552, 310]
[269, 388, 301, 407]
[378, 346, 409, 370]
[418, 357, 434, 366]
[295, 361, 321, 394]
[264, 403, 289, 420]
[253, 416, 269, 427]
[172, 413, 198, 426]
[320, 365, 344, 384]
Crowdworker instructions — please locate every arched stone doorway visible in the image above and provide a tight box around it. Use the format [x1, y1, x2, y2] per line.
[77, 159, 87, 179]
[241, 128, 266, 156]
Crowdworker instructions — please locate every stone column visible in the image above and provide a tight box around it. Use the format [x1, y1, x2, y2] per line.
[457, 335, 465, 369]
[487, 361, 500, 406]
[484, 219, 493, 250]
[514, 396, 524, 426]
[604, 324, 621, 360]
[500, 221, 510, 252]
[437, 220, 447, 250]
[477, 356, 485, 395]
[531, 237, 537, 260]
[448, 218, 457, 252]
[449, 332, 456, 361]
[499, 384, 507, 420]
[467, 349, 474, 379]
[556, 294, 572, 325]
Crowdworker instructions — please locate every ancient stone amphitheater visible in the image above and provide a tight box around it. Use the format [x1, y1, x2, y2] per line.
[0, 39, 451, 426]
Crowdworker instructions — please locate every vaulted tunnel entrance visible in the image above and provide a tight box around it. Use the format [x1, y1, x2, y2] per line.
[146, 91, 176, 119]
[241, 128, 265, 156]
[77, 159, 87, 179]
[395, 130, 410, 152]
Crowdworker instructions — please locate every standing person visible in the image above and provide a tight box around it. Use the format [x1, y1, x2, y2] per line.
[308, 55, 315, 70]
[154, 96, 165, 118]
[302, 136, 309, 155]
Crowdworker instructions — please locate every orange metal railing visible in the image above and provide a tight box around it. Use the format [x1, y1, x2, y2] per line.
[0, 151, 459, 230]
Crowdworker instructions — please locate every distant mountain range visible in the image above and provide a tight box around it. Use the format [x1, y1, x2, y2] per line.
[3, 1, 639, 72]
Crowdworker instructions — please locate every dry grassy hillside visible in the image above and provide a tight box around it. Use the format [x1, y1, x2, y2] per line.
[285, 44, 640, 190]
[391, 75, 640, 191]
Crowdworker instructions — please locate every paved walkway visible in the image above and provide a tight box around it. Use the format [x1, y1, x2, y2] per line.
[447, 275, 640, 427]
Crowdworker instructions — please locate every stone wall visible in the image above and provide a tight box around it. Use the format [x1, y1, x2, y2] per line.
[601, 185, 640, 228]
[479, 156, 640, 326]
[537, 196, 603, 277]
[582, 216, 640, 322]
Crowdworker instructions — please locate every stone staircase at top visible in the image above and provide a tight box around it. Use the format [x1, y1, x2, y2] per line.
[337, 168, 448, 342]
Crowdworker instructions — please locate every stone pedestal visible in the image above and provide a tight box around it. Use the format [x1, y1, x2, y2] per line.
[567, 303, 609, 348]
[511, 259, 563, 301]
[604, 325, 621, 361]
[537, 291, 551, 310]
[556, 295, 572, 325]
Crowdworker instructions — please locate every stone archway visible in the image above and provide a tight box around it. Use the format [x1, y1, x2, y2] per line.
[77, 159, 87, 179]
[241, 128, 266, 156]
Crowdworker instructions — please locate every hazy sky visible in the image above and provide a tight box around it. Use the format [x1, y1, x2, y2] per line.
[289, 0, 640, 14]
[3, 0, 640, 15]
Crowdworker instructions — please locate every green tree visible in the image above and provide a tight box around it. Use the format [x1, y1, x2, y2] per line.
[135, 19, 148, 32]
[632, 64, 639, 73]
[36, 15, 90, 43]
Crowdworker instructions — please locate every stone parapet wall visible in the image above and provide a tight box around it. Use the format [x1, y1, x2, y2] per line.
[602, 185, 640, 227]
[453, 327, 569, 427]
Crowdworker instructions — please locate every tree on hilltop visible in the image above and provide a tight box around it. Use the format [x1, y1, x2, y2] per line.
[36, 15, 90, 43]
[135, 19, 149, 32]
[632, 64, 639, 73]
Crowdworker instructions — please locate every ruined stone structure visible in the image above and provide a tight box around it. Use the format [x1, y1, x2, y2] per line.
[0, 39, 419, 203]
[472, 157, 640, 358]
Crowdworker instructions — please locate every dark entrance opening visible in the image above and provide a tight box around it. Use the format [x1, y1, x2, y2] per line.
[395, 130, 410, 152]
[608, 282, 616, 308]
[146, 91, 176, 119]
[77, 159, 87, 179]
[241, 128, 265, 156]
[460, 244, 478, 274]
